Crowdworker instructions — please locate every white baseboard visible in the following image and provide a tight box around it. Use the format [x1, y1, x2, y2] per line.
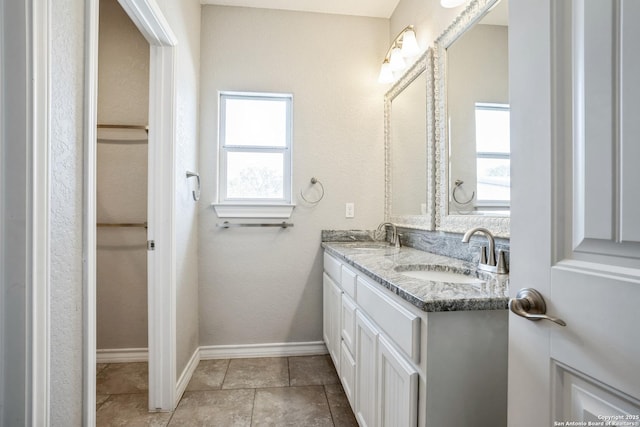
[199, 341, 328, 360]
[175, 347, 200, 405]
[96, 348, 148, 363]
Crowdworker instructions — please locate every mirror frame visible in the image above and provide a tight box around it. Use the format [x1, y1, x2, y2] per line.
[433, 0, 510, 237]
[385, 48, 435, 230]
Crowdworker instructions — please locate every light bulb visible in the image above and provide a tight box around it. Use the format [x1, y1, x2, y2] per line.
[389, 47, 406, 71]
[378, 62, 394, 84]
[401, 29, 420, 57]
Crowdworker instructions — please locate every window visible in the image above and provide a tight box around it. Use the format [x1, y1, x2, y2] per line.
[214, 92, 294, 218]
[475, 103, 510, 209]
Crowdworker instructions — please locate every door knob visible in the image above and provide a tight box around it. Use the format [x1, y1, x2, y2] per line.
[509, 288, 566, 326]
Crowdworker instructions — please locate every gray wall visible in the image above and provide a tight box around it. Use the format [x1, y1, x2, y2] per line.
[49, 0, 86, 423]
[161, 0, 202, 380]
[198, 6, 388, 347]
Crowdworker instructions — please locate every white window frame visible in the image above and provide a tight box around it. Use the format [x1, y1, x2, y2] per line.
[474, 102, 510, 210]
[213, 91, 295, 218]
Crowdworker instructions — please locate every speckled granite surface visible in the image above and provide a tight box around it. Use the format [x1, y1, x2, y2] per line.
[322, 241, 509, 312]
[321, 228, 510, 265]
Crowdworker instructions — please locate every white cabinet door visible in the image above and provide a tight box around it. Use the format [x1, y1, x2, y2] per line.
[341, 294, 357, 354]
[323, 272, 342, 370]
[340, 341, 356, 411]
[355, 311, 379, 427]
[509, 1, 640, 425]
[377, 335, 418, 427]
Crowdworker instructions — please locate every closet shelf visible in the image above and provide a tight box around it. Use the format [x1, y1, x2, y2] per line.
[97, 124, 148, 143]
[97, 222, 148, 229]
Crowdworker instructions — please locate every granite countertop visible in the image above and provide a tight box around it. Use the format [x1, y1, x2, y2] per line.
[322, 241, 509, 312]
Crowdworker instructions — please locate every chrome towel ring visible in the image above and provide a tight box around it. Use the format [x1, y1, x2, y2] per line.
[452, 179, 475, 205]
[300, 177, 325, 204]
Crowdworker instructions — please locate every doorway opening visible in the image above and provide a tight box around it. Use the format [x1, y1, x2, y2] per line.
[85, 0, 178, 422]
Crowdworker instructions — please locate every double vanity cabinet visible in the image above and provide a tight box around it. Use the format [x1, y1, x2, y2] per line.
[322, 241, 509, 427]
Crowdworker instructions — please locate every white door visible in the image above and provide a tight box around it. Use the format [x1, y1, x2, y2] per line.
[509, 0, 640, 426]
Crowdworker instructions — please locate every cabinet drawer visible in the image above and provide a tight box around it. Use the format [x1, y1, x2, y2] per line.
[341, 294, 357, 354]
[323, 252, 342, 283]
[340, 265, 357, 299]
[356, 277, 420, 362]
[340, 341, 356, 411]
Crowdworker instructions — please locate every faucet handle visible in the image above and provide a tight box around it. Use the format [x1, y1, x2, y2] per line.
[497, 250, 509, 274]
[480, 246, 488, 264]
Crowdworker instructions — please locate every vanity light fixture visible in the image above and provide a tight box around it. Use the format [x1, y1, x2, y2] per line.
[378, 25, 421, 84]
[440, 0, 467, 8]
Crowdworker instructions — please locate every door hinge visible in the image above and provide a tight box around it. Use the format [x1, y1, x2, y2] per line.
[147, 240, 155, 251]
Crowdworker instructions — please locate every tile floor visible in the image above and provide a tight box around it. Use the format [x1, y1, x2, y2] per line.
[96, 355, 358, 426]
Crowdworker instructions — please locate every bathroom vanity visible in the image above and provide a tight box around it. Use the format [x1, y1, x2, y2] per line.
[322, 240, 508, 427]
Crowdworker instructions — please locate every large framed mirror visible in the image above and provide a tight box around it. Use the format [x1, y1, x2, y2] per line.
[433, 0, 510, 237]
[385, 49, 435, 230]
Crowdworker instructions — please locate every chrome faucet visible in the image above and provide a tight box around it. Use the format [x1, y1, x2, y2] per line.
[461, 227, 508, 274]
[377, 222, 401, 248]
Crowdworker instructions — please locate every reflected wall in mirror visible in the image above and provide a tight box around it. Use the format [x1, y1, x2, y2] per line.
[434, 0, 510, 236]
[385, 49, 435, 230]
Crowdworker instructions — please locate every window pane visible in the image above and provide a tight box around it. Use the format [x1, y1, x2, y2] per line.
[477, 158, 510, 202]
[475, 107, 510, 153]
[226, 152, 284, 199]
[225, 98, 288, 147]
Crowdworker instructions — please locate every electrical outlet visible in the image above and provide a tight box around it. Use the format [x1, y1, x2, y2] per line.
[345, 202, 355, 218]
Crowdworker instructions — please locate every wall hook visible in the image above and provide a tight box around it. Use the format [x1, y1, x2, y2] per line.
[186, 171, 200, 201]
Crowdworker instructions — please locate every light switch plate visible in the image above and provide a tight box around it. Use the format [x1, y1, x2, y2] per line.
[345, 202, 355, 218]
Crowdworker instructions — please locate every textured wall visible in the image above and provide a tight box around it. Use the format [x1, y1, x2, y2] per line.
[198, 6, 388, 346]
[96, 0, 150, 351]
[155, 0, 202, 376]
[50, 0, 85, 423]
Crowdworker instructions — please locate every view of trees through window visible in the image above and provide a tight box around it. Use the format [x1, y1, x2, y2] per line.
[219, 93, 292, 202]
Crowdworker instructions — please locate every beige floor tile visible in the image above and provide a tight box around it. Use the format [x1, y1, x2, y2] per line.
[97, 362, 148, 395]
[96, 394, 110, 410]
[168, 389, 254, 427]
[96, 393, 171, 427]
[97, 363, 109, 374]
[325, 383, 358, 427]
[222, 357, 289, 389]
[186, 359, 229, 391]
[289, 355, 339, 386]
[252, 386, 333, 427]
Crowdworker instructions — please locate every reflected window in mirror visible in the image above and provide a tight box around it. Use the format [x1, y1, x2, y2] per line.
[433, 0, 510, 236]
[475, 103, 510, 212]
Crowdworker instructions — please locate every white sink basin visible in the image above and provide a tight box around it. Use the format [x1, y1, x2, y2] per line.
[394, 265, 486, 285]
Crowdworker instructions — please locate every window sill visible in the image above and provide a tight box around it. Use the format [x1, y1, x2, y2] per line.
[211, 203, 296, 219]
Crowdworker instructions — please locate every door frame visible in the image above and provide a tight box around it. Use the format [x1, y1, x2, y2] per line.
[1, 0, 51, 424]
[84, 0, 178, 423]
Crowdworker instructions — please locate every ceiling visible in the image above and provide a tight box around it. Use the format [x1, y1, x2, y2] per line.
[200, 0, 402, 19]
